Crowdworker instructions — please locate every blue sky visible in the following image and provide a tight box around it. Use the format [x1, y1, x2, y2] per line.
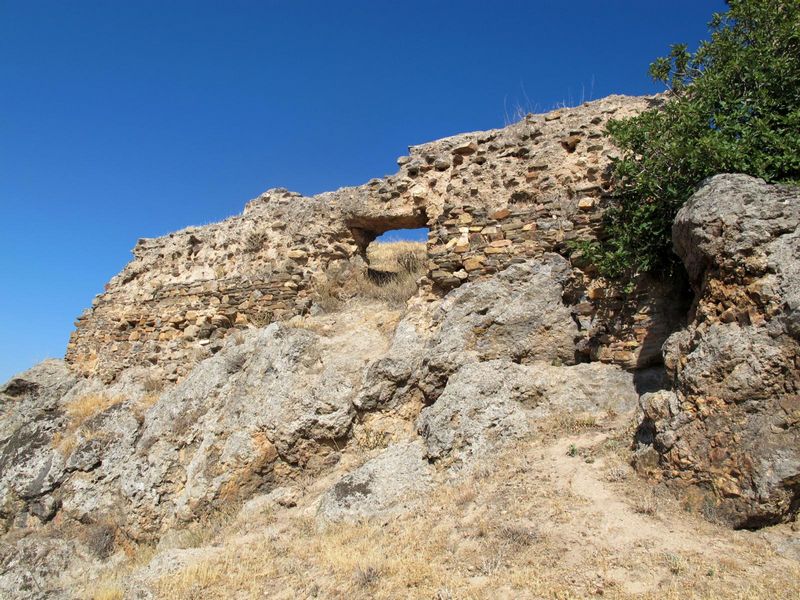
[0, 0, 725, 381]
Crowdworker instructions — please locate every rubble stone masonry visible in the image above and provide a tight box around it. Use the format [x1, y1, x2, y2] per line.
[67, 94, 683, 382]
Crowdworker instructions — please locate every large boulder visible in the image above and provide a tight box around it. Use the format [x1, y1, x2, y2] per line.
[417, 253, 579, 401]
[0, 360, 77, 531]
[417, 361, 530, 464]
[418, 359, 641, 466]
[316, 441, 433, 522]
[636, 174, 800, 528]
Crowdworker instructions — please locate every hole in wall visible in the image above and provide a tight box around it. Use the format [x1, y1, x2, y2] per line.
[373, 228, 429, 243]
[344, 211, 430, 299]
[365, 228, 429, 285]
[347, 212, 428, 257]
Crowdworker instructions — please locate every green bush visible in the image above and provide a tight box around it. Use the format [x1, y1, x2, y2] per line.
[583, 0, 800, 280]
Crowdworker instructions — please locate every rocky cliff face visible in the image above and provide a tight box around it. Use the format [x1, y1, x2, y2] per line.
[635, 174, 800, 528]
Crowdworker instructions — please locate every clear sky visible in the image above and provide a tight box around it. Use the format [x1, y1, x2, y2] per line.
[0, 0, 725, 381]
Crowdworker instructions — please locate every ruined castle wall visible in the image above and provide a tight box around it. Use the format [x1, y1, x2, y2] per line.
[67, 94, 680, 381]
[426, 202, 685, 368]
[66, 192, 364, 381]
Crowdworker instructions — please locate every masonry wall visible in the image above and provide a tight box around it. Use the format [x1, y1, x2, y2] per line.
[66, 191, 365, 381]
[67, 94, 681, 382]
[427, 201, 685, 369]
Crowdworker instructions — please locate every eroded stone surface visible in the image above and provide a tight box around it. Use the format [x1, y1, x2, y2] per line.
[2, 318, 388, 539]
[0, 360, 77, 532]
[66, 95, 672, 382]
[418, 359, 641, 466]
[317, 441, 433, 523]
[636, 174, 800, 528]
[417, 253, 578, 401]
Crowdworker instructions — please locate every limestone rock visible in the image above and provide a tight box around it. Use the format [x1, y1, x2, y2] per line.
[637, 174, 800, 528]
[417, 361, 530, 464]
[122, 323, 361, 530]
[418, 253, 579, 401]
[418, 359, 641, 466]
[355, 319, 425, 411]
[0, 534, 77, 599]
[0, 360, 78, 532]
[316, 441, 433, 522]
[1, 323, 372, 538]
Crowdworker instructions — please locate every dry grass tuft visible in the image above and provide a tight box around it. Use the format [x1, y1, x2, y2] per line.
[142, 374, 164, 393]
[243, 229, 269, 253]
[65, 393, 123, 428]
[132, 392, 160, 422]
[313, 242, 427, 310]
[543, 411, 600, 435]
[52, 430, 79, 457]
[90, 586, 124, 600]
[366, 241, 426, 273]
[632, 491, 658, 516]
[53, 393, 123, 456]
[497, 524, 540, 548]
[354, 565, 381, 588]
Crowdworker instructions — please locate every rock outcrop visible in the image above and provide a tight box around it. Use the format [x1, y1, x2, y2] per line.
[317, 441, 433, 523]
[1, 316, 391, 537]
[418, 359, 642, 466]
[417, 253, 579, 401]
[0, 361, 78, 529]
[636, 174, 800, 528]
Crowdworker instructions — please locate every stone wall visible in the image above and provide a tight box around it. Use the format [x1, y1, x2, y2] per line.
[67, 93, 681, 382]
[66, 190, 365, 382]
[427, 201, 685, 368]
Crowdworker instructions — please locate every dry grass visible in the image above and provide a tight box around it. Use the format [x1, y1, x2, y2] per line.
[65, 393, 123, 427]
[132, 432, 800, 600]
[51, 429, 79, 457]
[132, 392, 159, 421]
[243, 229, 269, 253]
[167, 503, 241, 551]
[81, 541, 158, 600]
[90, 587, 124, 600]
[314, 241, 427, 310]
[53, 393, 123, 456]
[539, 411, 602, 435]
[142, 374, 164, 393]
[632, 491, 659, 516]
[366, 241, 426, 273]
[352, 427, 391, 451]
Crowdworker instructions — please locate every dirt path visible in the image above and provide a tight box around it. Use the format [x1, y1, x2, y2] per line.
[83, 402, 800, 600]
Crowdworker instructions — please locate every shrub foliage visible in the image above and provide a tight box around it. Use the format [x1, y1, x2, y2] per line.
[584, 0, 800, 279]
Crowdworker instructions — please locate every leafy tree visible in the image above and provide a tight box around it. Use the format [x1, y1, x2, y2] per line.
[584, 0, 800, 280]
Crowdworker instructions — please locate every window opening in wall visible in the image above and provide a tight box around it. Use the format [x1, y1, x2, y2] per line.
[364, 228, 429, 285]
[340, 213, 429, 306]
